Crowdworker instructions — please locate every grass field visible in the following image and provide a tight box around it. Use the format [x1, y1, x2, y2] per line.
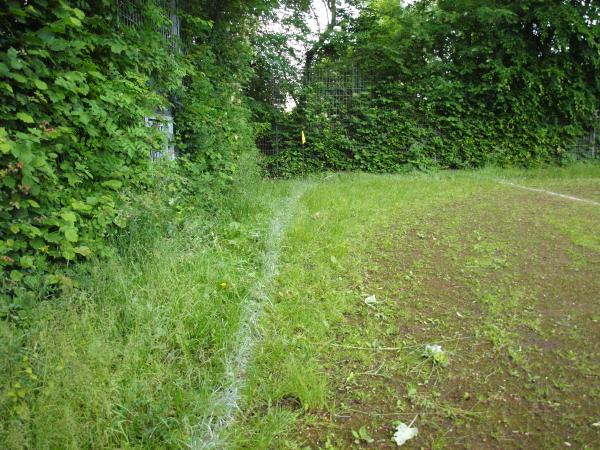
[235, 165, 600, 449]
[2, 164, 599, 448]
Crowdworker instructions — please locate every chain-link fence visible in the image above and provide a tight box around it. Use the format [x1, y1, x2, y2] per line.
[303, 65, 369, 114]
[256, 121, 283, 156]
[115, 0, 182, 53]
[256, 81, 288, 156]
[567, 111, 598, 160]
[257, 64, 370, 156]
[114, 0, 180, 160]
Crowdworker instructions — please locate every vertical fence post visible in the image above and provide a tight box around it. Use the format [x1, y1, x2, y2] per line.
[592, 111, 598, 159]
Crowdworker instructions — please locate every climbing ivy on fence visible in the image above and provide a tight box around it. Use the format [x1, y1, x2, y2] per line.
[265, 0, 600, 176]
[0, 0, 261, 307]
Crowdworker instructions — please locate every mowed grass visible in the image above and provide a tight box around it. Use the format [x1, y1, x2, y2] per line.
[235, 164, 600, 449]
[0, 161, 295, 448]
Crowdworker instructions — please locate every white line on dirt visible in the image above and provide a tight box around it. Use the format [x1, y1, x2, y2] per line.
[193, 182, 309, 450]
[500, 181, 599, 206]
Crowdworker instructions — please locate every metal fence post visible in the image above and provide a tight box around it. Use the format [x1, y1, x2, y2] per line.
[592, 111, 598, 159]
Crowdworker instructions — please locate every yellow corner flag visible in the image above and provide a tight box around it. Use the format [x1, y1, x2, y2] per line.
[301, 130, 306, 145]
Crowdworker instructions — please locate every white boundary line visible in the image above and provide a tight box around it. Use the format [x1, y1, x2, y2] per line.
[192, 182, 309, 450]
[499, 181, 600, 206]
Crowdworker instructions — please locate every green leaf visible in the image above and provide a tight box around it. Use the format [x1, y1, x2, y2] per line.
[73, 8, 85, 20]
[34, 79, 48, 90]
[16, 112, 34, 123]
[37, 30, 55, 44]
[0, 131, 12, 154]
[358, 426, 374, 443]
[61, 210, 77, 223]
[19, 255, 35, 269]
[1, 81, 13, 94]
[102, 180, 122, 190]
[45, 274, 60, 285]
[67, 17, 82, 27]
[3, 175, 17, 189]
[110, 43, 126, 54]
[63, 226, 79, 243]
[30, 238, 45, 249]
[88, 70, 105, 80]
[61, 245, 76, 261]
[71, 200, 92, 212]
[10, 270, 23, 282]
[10, 73, 27, 83]
[74, 246, 91, 256]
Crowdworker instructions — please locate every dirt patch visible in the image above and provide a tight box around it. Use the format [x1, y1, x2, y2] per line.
[298, 188, 600, 449]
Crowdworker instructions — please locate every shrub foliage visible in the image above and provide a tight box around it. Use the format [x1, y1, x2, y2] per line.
[265, 0, 600, 176]
[0, 0, 266, 305]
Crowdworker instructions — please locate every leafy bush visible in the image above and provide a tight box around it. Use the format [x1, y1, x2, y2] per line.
[265, 0, 599, 176]
[0, 1, 262, 306]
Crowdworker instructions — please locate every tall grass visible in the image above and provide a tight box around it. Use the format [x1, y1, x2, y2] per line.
[0, 153, 290, 448]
